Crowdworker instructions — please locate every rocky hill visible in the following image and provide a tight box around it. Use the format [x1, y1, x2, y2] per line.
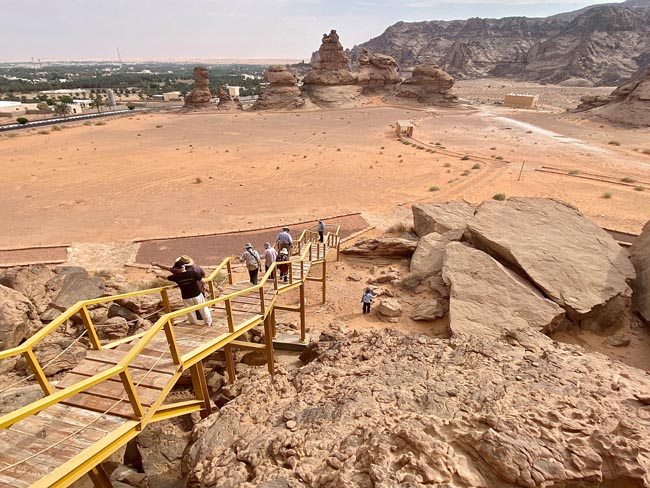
[353, 0, 650, 85]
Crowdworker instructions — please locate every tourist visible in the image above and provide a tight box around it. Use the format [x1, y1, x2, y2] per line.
[165, 265, 212, 326]
[361, 287, 377, 314]
[152, 255, 206, 319]
[277, 248, 290, 283]
[240, 243, 262, 285]
[261, 242, 278, 279]
[317, 219, 325, 243]
[275, 227, 293, 253]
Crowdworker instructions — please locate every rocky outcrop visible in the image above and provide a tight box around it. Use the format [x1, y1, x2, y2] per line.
[254, 65, 308, 111]
[444, 242, 565, 339]
[303, 30, 356, 86]
[342, 237, 417, 258]
[216, 87, 241, 112]
[50, 270, 105, 311]
[409, 231, 461, 279]
[0, 265, 54, 314]
[0, 284, 42, 350]
[183, 328, 650, 488]
[467, 198, 635, 329]
[412, 201, 474, 237]
[184, 66, 212, 107]
[355, 49, 401, 93]
[630, 219, 650, 321]
[411, 299, 447, 321]
[375, 297, 402, 321]
[588, 67, 650, 126]
[354, 1, 650, 85]
[396, 63, 458, 104]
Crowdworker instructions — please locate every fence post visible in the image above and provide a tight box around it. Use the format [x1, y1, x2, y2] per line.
[299, 282, 306, 343]
[161, 288, 172, 313]
[226, 260, 234, 284]
[23, 349, 54, 395]
[163, 319, 182, 365]
[119, 368, 145, 418]
[80, 305, 102, 350]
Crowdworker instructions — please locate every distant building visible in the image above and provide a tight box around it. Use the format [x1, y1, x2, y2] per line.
[396, 120, 414, 137]
[162, 91, 182, 101]
[227, 86, 241, 97]
[39, 88, 90, 99]
[0, 101, 26, 116]
[504, 93, 539, 109]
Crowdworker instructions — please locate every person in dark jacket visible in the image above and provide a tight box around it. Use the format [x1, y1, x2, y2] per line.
[166, 265, 212, 326]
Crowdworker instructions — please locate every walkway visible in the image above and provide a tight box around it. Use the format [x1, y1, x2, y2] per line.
[0, 228, 338, 488]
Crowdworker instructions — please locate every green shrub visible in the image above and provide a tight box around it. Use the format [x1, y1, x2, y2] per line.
[634, 186, 644, 192]
[460, 155, 470, 161]
[38, 130, 49, 135]
[602, 191, 612, 199]
[621, 176, 636, 183]
[443, 162, 451, 167]
[16, 117, 28, 124]
[51, 125, 62, 131]
[429, 186, 440, 192]
[492, 193, 506, 201]
[568, 170, 580, 175]
[127, 103, 135, 110]
[472, 163, 481, 169]
[607, 141, 621, 146]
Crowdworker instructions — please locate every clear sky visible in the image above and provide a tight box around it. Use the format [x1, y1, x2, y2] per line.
[0, 0, 619, 62]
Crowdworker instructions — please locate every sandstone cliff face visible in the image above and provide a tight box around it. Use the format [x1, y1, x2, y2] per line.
[354, 1, 650, 85]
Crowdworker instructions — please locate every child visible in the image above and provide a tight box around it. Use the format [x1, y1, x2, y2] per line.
[361, 287, 376, 314]
[277, 248, 290, 283]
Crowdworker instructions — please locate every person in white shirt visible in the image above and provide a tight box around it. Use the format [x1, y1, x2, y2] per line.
[240, 243, 262, 285]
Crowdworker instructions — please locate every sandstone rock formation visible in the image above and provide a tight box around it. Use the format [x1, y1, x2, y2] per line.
[396, 63, 458, 104]
[216, 86, 241, 112]
[302, 30, 364, 107]
[589, 67, 650, 126]
[355, 49, 401, 93]
[0, 284, 42, 350]
[467, 198, 635, 329]
[184, 66, 212, 107]
[183, 328, 650, 487]
[354, 1, 650, 85]
[304, 30, 356, 86]
[409, 231, 461, 279]
[412, 201, 474, 237]
[341, 237, 417, 258]
[444, 242, 565, 339]
[630, 219, 650, 321]
[254, 65, 307, 111]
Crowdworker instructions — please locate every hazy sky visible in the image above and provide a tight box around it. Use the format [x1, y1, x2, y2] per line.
[1, 0, 618, 61]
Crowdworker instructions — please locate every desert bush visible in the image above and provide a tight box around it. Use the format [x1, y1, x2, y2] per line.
[608, 141, 621, 146]
[602, 192, 612, 199]
[429, 186, 440, 191]
[621, 176, 636, 183]
[642, 149, 650, 156]
[461, 170, 470, 176]
[38, 130, 49, 135]
[495, 156, 504, 160]
[156, 125, 163, 128]
[443, 162, 451, 167]
[16, 117, 28, 124]
[51, 125, 62, 131]
[83, 121, 92, 126]
[127, 103, 135, 110]
[95, 121, 106, 126]
[386, 222, 414, 234]
[634, 186, 644, 192]
[568, 170, 580, 175]
[193, 177, 203, 184]
[472, 163, 481, 169]
[460, 155, 470, 160]
[492, 193, 506, 201]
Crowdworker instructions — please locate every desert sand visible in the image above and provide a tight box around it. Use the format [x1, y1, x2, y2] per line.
[1, 84, 650, 252]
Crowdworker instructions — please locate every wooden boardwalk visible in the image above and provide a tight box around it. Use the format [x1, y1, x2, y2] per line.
[0, 230, 338, 488]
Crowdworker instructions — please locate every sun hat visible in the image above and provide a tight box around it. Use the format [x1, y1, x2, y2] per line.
[245, 243, 252, 248]
[176, 255, 194, 266]
[280, 248, 289, 254]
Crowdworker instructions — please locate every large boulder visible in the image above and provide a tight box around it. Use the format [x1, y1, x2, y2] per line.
[0, 265, 55, 314]
[443, 242, 565, 339]
[356, 49, 401, 93]
[410, 229, 463, 278]
[0, 284, 42, 350]
[183, 329, 650, 488]
[254, 66, 308, 111]
[630, 219, 650, 322]
[396, 63, 458, 105]
[342, 237, 417, 258]
[50, 271, 105, 311]
[412, 202, 475, 237]
[216, 86, 242, 112]
[467, 198, 635, 329]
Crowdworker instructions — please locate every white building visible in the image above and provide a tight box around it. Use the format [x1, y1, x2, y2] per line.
[227, 86, 241, 97]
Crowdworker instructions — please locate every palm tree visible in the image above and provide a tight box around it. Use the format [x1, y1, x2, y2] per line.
[53, 102, 71, 118]
[90, 94, 103, 113]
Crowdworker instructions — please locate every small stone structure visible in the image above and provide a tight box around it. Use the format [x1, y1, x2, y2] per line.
[184, 67, 212, 107]
[396, 120, 414, 137]
[504, 93, 539, 109]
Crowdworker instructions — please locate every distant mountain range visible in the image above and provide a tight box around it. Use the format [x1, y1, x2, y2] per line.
[352, 0, 650, 85]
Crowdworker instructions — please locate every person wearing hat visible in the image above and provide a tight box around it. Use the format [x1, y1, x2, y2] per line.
[152, 255, 207, 320]
[260, 242, 278, 279]
[240, 243, 262, 285]
[274, 227, 293, 254]
[277, 248, 290, 283]
[165, 265, 213, 326]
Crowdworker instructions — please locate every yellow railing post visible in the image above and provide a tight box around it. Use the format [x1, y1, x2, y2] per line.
[163, 319, 182, 365]
[226, 260, 233, 284]
[322, 258, 327, 304]
[263, 315, 275, 376]
[88, 465, 113, 488]
[208, 280, 216, 300]
[289, 261, 293, 284]
[79, 305, 102, 350]
[161, 288, 172, 313]
[23, 349, 54, 395]
[119, 368, 145, 419]
[259, 287, 266, 315]
[299, 282, 306, 343]
[189, 361, 212, 418]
